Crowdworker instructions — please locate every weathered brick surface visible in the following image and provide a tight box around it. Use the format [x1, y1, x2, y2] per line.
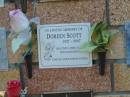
[0, 3, 14, 29]
[0, 70, 20, 91]
[0, 0, 129, 96]
[36, 0, 105, 24]
[106, 32, 125, 59]
[114, 64, 130, 91]
[110, 0, 130, 25]
[23, 65, 111, 95]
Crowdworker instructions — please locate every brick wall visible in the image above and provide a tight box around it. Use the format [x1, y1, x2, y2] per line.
[0, 0, 130, 97]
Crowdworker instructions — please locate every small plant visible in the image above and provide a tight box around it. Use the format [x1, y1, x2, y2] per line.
[80, 21, 116, 75]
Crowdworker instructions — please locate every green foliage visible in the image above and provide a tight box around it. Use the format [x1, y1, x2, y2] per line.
[80, 21, 117, 52]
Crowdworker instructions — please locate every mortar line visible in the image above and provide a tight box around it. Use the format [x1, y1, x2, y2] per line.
[110, 64, 115, 92]
[105, 0, 110, 25]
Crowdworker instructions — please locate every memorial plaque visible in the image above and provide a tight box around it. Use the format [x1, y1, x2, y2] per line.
[125, 22, 130, 66]
[0, 0, 4, 7]
[37, 23, 92, 68]
[0, 28, 8, 70]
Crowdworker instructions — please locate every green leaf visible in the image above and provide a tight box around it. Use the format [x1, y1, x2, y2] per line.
[101, 30, 110, 44]
[80, 42, 97, 52]
[91, 22, 104, 43]
[100, 21, 108, 31]
[89, 23, 98, 41]
[81, 21, 118, 53]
